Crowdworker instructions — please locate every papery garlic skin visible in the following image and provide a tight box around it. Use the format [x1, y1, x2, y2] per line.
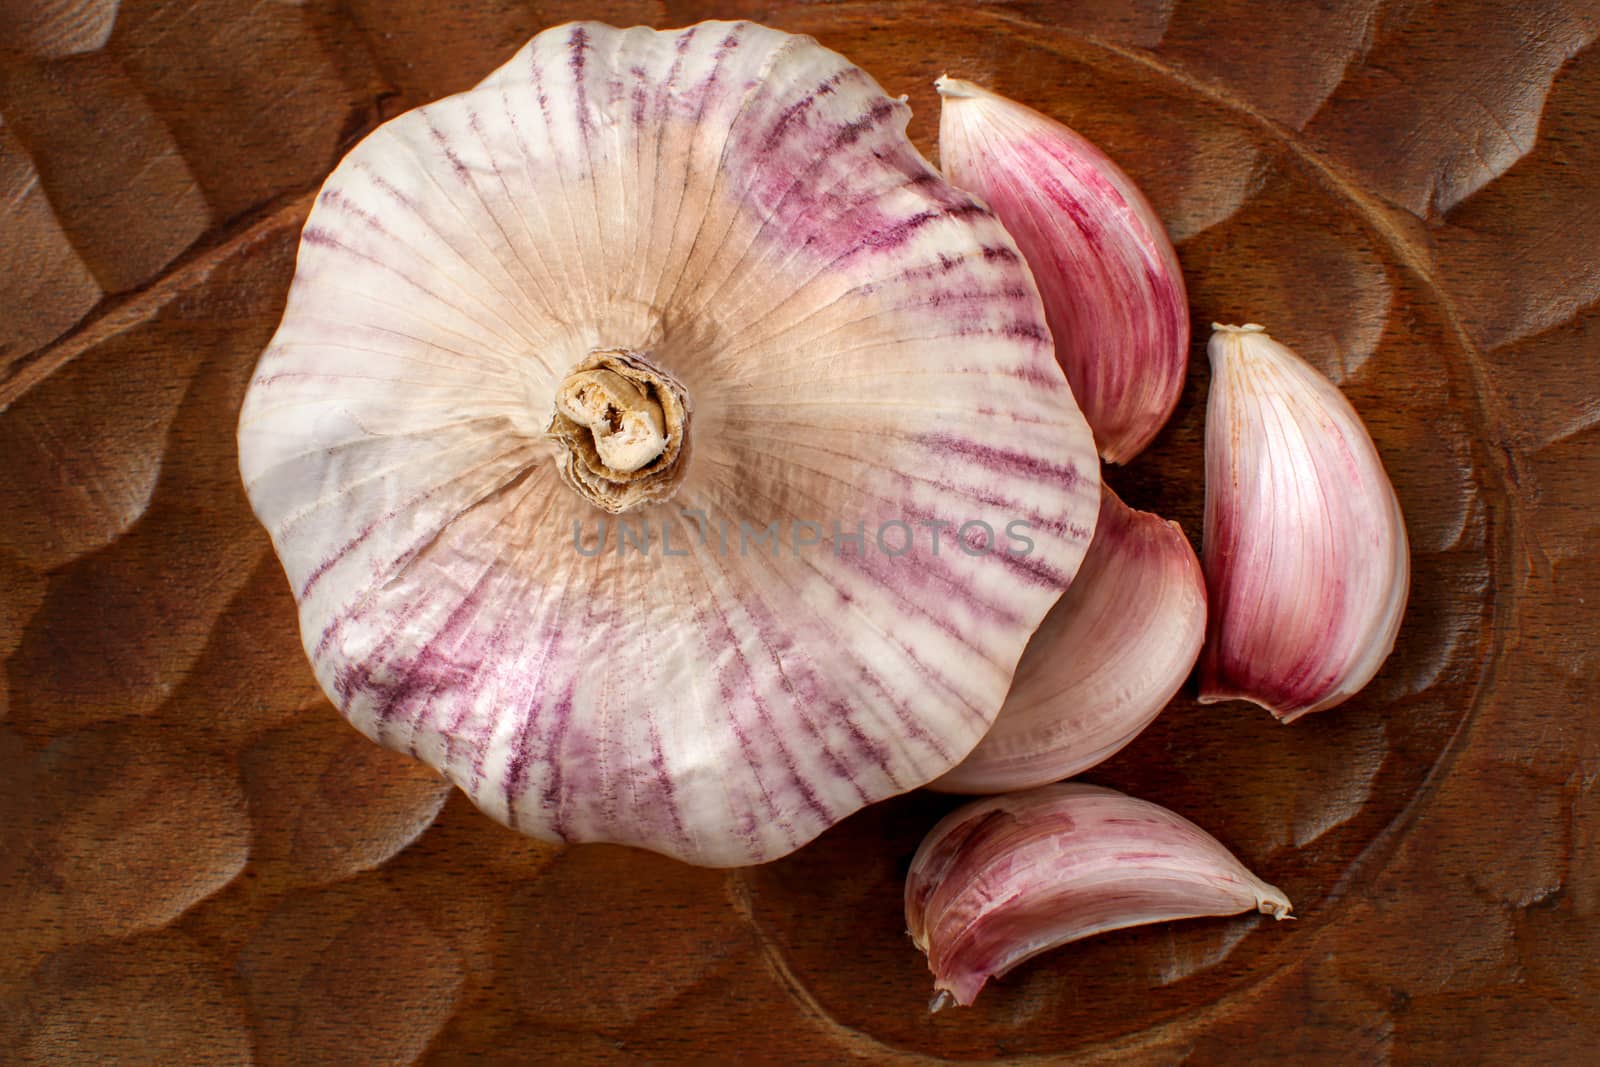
[237, 22, 1101, 867]
[906, 783, 1291, 1008]
[1199, 324, 1409, 722]
[936, 77, 1188, 464]
[934, 487, 1204, 793]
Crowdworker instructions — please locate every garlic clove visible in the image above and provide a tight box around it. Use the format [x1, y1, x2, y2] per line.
[933, 486, 1205, 794]
[238, 22, 1102, 867]
[905, 782, 1291, 1008]
[1199, 323, 1409, 721]
[936, 76, 1189, 464]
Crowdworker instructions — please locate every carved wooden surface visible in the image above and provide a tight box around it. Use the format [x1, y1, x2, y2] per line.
[2, 2, 1597, 1062]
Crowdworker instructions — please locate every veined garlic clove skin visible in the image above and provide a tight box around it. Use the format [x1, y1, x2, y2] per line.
[933, 486, 1205, 794]
[905, 782, 1291, 1009]
[237, 22, 1102, 868]
[936, 76, 1189, 464]
[1199, 324, 1410, 722]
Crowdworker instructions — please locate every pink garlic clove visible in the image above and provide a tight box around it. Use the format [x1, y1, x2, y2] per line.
[935, 76, 1189, 464]
[1199, 323, 1410, 721]
[933, 486, 1205, 794]
[905, 782, 1291, 1009]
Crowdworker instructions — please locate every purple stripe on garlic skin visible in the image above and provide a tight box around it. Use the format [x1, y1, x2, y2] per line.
[237, 21, 1101, 867]
[933, 486, 1206, 794]
[1199, 324, 1410, 722]
[935, 76, 1189, 465]
[905, 783, 1291, 1009]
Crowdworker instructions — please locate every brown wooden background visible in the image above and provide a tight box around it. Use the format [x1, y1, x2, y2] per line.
[3, 1, 1599, 1063]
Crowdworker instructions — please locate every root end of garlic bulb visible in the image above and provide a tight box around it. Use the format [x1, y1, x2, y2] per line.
[556, 368, 668, 474]
[546, 349, 691, 513]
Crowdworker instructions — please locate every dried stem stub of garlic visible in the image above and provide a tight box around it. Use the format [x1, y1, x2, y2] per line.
[545, 349, 690, 513]
[906, 782, 1291, 1009]
[1200, 324, 1409, 721]
[237, 21, 1101, 866]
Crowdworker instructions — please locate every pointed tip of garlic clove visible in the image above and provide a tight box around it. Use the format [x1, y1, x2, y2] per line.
[937, 79, 1189, 465]
[1200, 323, 1410, 721]
[932, 485, 1206, 794]
[904, 783, 1292, 1007]
[933, 74, 986, 100]
[1260, 894, 1295, 920]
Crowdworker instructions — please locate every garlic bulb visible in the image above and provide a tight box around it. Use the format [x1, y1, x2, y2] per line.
[934, 487, 1205, 793]
[1200, 324, 1409, 721]
[237, 21, 1101, 867]
[906, 782, 1291, 1009]
[936, 77, 1188, 464]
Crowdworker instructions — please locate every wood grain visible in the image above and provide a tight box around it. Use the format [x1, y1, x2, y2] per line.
[2, 3, 1597, 1062]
